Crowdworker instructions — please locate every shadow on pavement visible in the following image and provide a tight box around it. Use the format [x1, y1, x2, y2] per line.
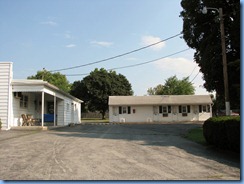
[49, 123, 240, 169]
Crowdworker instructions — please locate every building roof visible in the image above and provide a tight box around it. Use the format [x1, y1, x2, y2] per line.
[109, 95, 213, 106]
[12, 79, 83, 103]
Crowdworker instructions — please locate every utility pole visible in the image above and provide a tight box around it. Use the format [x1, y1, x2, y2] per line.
[219, 8, 230, 116]
[202, 7, 230, 116]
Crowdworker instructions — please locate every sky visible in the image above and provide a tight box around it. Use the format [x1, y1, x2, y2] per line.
[0, 0, 212, 96]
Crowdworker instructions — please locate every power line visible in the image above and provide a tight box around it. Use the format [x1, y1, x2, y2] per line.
[188, 65, 197, 78]
[65, 48, 190, 76]
[49, 33, 182, 72]
[190, 71, 200, 83]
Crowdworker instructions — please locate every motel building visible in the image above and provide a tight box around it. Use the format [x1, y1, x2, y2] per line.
[109, 95, 213, 123]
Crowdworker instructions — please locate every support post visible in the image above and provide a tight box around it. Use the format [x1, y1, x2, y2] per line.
[54, 96, 56, 126]
[219, 8, 230, 116]
[41, 91, 44, 127]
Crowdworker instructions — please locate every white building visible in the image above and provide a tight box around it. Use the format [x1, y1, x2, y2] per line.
[0, 62, 83, 130]
[109, 95, 213, 123]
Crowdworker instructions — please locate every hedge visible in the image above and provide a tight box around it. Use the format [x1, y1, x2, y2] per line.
[203, 116, 240, 152]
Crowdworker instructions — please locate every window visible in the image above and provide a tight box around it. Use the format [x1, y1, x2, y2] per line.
[20, 95, 28, 108]
[182, 106, 187, 113]
[162, 106, 168, 117]
[179, 105, 189, 116]
[119, 106, 131, 114]
[202, 105, 207, 112]
[199, 105, 210, 113]
[122, 106, 127, 114]
[162, 106, 167, 113]
[158, 106, 171, 117]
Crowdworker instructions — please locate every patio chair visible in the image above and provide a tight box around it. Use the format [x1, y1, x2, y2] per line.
[21, 114, 34, 126]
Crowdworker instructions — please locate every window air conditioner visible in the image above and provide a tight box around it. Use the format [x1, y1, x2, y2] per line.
[14, 92, 22, 98]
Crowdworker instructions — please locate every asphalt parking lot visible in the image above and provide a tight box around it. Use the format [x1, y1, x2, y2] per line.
[0, 122, 240, 180]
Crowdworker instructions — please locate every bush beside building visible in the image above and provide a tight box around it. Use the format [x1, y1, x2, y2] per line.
[203, 116, 240, 152]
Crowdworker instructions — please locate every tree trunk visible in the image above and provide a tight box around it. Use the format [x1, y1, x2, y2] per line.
[101, 111, 106, 120]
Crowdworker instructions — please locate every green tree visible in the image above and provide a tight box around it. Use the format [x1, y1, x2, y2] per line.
[70, 68, 133, 119]
[147, 75, 195, 95]
[180, 0, 240, 108]
[28, 69, 71, 93]
[147, 84, 164, 95]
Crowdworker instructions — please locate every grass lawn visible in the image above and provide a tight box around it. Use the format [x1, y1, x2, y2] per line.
[184, 127, 207, 145]
[81, 118, 109, 123]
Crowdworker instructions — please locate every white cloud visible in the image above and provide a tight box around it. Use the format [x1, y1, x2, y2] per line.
[90, 41, 113, 47]
[40, 21, 58, 26]
[154, 57, 199, 76]
[65, 44, 76, 48]
[141, 35, 165, 50]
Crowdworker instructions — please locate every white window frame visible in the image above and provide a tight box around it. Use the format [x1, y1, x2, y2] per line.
[122, 106, 127, 114]
[182, 105, 187, 113]
[162, 106, 168, 113]
[202, 105, 210, 113]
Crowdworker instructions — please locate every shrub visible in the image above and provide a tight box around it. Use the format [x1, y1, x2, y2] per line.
[203, 116, 240, 152]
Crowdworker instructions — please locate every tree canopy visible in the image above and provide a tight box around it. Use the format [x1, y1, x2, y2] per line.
[180, 0, 240, 108]
[27, 70, 71, 93]
[70, 68, 133, 119]
[147, 75, 195, 95]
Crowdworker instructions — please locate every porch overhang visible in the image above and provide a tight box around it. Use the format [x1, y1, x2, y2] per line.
[11, 79, 83, 127]
[12, 79, 83, 103]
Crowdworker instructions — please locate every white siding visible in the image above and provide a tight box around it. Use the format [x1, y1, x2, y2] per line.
[109, 104, 212, 123]
[64, 99, 71, 125]
[57, 99, 81, 125]
[110, 106, 154, 123]
[74, 102, 81, 123]
[0, 62, 12, 130]
[57, 100, 64, 126]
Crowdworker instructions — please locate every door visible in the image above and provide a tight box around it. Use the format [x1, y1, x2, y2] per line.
[192, 105, 199, 121]
[112, 107, 119, 122]
[172, 106, 178, 122]
[153, 106, 159, 122]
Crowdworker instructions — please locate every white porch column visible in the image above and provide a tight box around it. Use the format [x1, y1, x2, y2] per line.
[41, 91, 44, 127]
[54, 96, 56, 126]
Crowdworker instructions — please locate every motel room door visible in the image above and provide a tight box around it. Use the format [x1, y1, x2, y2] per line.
[172, 106, 178, 122]
[192, 105, 199, 121]
[153, 106, 159, 122]
[112, 107, 119, 122]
